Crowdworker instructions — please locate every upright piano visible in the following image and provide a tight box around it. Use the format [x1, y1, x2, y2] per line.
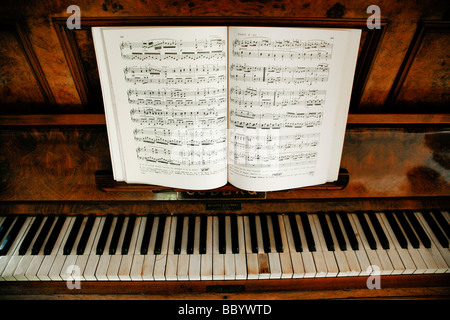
[0, 10, 449, 299]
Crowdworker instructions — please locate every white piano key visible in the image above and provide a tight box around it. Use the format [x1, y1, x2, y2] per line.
[325, 214, 351, 277]
[311, 214, 337, 277]
[349, 213, 382, 276]
[243, 216, 259, 280]
[106, 216, 129, 281]
[413, 211, 448, 273]
[212, 216, 225, 280]
[1, 217, 34, 281]
[95, 216, 118, 281]
[153, 216, 171, 281]
[119, 217, 143, 281]
[283, 215, 305, 278]
[378, 213, 416, 274]
[188, 216, 201, 281]
[61, 216, 89, 281]
[75, 216, 102, 281]
[295, 214, 316, 278]
[276, 215, 293, 279]
[165, 216, 179, 281]
[415, 211, 450, 272]
[15, 216, 46, 281]
[266, 215, 282, 279]
[200, 216, 213, 281]
[234, 216, 247, 280]
[141, 216, 159, 281]
[48, 217, 76, 281]
[255, 216, 270, 279]
[177, 216, 190, 281]
[345, 213, 372, 276]
[224, 216, 236, 280]
[84, 216, 106, 281]
[374, 212, 405, 275]
[399, 213, 437, 274]
[334, 213, 361, 276]
[364, 213, 394, 275]
[130, 216, 148, 281]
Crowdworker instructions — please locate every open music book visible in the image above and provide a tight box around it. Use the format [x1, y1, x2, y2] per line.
[92, 26, 361, 191]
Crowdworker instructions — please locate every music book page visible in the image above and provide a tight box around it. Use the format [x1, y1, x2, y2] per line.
[93, 26, 229, 190]
[93, 26, 360, 191]
[227, 26, 361, 191]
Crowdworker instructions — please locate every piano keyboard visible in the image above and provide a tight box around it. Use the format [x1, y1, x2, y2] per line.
[0, 210, 449, 281]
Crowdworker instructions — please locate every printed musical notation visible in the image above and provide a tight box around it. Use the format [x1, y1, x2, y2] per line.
[127, 87, 226, 107]
[230, 109, 322, 129]
[230, 131, 319, 168]
[130, 106, 226, 128]
[230, 63, 329, 85]
[230, 87, 326, 108]
[124, 64, 227, 85]
[136, 144, 227, 166]
[133, 127, 226, 146]
[120, 38, 226, 61]
[232, 38, 333, 61]
[231, 150, 318, 168]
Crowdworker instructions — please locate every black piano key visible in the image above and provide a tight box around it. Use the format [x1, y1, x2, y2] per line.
[64, 215, 84, 255]
[0, 215, 26, 255]
[367, 211, 390, 249]
[199, 215, 207, 254]
[288, 214, 302, 252]
[19, 215, 44, 255]
[422, 210, 448, 248]
[394, 211, 420, 248]
[154, 215, 167, 255]
[259, 214, 271, 253]
[385, 211, 408, 249]
[357, 213, 377, 250]
[230, 215, 239, 254]
[218, 215, 226, 254]
[300, 212, 316, 252]
[174, 215, 184, 255]
[186, 215, 195, 254]
[338, 212, 358, 250]
[96, 214, 113, 255]
[140, 215, 154, 255]
[31, 214, 55, 255]
[121, 215, 136, 255]
[77, 215, 96, 255]
[318, 213, 334, 251]
[431, 209, 450, 239]
[0, 215, 15, 243]
[270, 214, 283, 253]
[328, 213, 346, 251]
[42, 215, 65, 255]
[248, 215, 258, 253]
[109, 215, 125, 255]
[405, 210, 431, 248]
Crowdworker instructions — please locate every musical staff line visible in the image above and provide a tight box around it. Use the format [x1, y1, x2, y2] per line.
[232, 37, 333, 61]
[230, 87, 326, 108]
[120, 38, 226, 61]
[230, 63, 329, 85]
[124, 64, 226, 85]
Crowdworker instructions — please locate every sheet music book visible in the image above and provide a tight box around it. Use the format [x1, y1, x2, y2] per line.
[92, 26, 361, 191]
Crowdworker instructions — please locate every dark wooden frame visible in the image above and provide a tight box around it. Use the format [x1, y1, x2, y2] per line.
[0, 21, 56, 109]
[385, 20, 450, 109]
[52, 16, 387, 113]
